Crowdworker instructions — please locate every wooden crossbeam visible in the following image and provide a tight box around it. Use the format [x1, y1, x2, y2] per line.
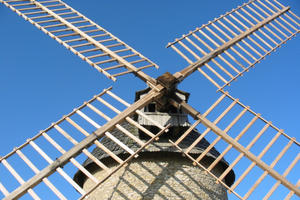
[168, 0, 299, 90]
[168, 91, 300, 199]
[0, 85, 169, 200]
[0, 0, 159, 83]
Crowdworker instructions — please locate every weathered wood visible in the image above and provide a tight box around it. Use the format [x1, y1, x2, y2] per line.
[31, 0, 156, 84]
[3, 87, 164, 200]
[173, 6, 290, 82]
[166, 0, 256, 47]
[79, 124, 171, 200]
[172, 98, 300, 197]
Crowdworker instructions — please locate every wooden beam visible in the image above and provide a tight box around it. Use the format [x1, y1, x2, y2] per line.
[169, 98, 300, 197]
[173, 6, 290, 82]
[3, 86, 165, 200]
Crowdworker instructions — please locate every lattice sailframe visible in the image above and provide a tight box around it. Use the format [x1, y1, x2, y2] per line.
[0, 0, 299, 199]
[0, 0, 158, 83]
[0, 87, 169, 199]
[169, 0, 299, 90]
[169, 90, 299, 199]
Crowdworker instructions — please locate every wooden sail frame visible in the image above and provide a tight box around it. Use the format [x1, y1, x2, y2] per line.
[0, 87, 169, 200]
[0, 0, 299, 199]
[0, 0, 158, 83]
[169, 0, 299, 91]
[168, 89, 299, 199]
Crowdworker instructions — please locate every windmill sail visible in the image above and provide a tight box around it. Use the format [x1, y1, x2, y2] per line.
[169, 90, 299, 199]
[0, 87, 169, 200]
[168, 0, 299, 90]
[1, 0, 299, 199]
[0, 0, 158, 83]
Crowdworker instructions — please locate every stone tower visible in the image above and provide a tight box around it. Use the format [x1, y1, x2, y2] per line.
[74, 88, 235, 200]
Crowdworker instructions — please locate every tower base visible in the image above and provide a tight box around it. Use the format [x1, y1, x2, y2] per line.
[83, 153, 228, 200]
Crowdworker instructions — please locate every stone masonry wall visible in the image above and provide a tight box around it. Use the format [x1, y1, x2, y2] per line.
[83, 154, 228, 200]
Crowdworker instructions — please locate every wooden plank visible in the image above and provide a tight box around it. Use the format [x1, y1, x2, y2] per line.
[263, 153, 299, 199]
[30, 0, 155, 84]
[185, 99, 237, 154]
[15, 150, 67, 200]
[174, 5, 291, 82]
[207, 115, 259, 172]
[194, 107, 248, 163]
[166, 0, 256, 47]
[0, 182, 9, 197]
[218, 123, 270, 181]
[169, 140, 243, 200]
[112, 64, 155, 77]
[2, 86, 165, 200]
[79, 124, 170, 200]
[185, 37, 235, 78]
[243, 139, 293, 199]
[2, 159, 40, 200]
[175, 99, 300, 197]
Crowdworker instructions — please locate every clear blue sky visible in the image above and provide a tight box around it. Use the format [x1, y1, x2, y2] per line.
[0, 0, 299, 199]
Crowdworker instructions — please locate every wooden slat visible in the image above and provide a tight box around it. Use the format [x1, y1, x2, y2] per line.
[185, 37, 235, 78]
[2, 159, 41, 200]
[197, 68, 221, 88]
[4, 0, 29, 3]
[112, 64, 155, 77]
[64, 117, 111, 171]
[170, 45, 193, 64]
[263, 153, 300, 199]
[0, 182, 9, 197]
[75, 110, 135, 156]
[218, 123, 270, 181]
[186, 99, 238, 154]
[175, 98, 300, 197]
[18, 6, 40, 11]
[194, 107, 248, 163]
[168, 1, 298, 91]
[254, 1, 293, 34]
[169, 140, 243, 199]
[11, 2, 34, 7]
[22, 10, 47, 15]
[243, 139, 294, 199]
[168, 88, 300, 199]
[79, 124, 170, 200]
[207, 115, 259, 172]
[0, 86, 167, 200]
[86, 103, 145, 146]
[0, 0, 158, 83]
[262, 0, 298, 31]
[174, 119, 202, 145]
[166, 0, 256, 47]
[15, 150, 67, 200]
[106, 90, 166, 130]
[39, 0, 59, 3]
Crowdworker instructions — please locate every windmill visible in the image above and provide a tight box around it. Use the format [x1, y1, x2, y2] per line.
[0, 0, 299, 199]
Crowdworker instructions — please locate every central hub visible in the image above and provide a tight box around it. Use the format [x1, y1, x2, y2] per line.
[156, 72, 178, 92]
[154, 72, 180, 111]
